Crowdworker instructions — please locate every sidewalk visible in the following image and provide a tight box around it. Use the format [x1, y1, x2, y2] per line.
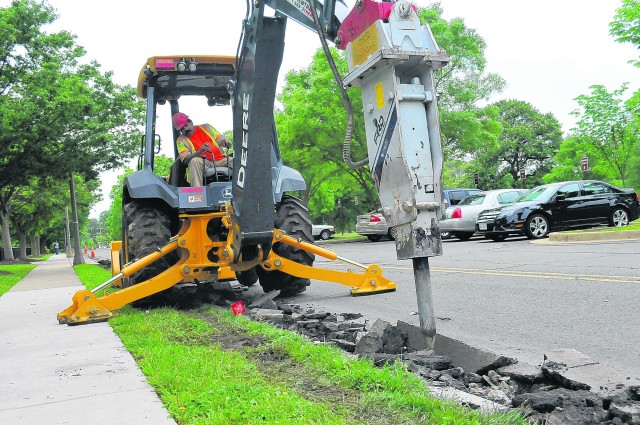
[0, 254, 175, 425]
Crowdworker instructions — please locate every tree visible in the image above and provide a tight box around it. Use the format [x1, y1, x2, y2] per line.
[610, 0, 640, 67]
[0, 1, 144, 260]
[418, 5, 506, 160]
[475, 100, 563, 189]
[548, 84, 640, 187]
[276, 48, 379, 218]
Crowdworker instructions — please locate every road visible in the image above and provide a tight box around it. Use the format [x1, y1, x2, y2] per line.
[277, 236, 640, 379]
[93, 236, 640, 379]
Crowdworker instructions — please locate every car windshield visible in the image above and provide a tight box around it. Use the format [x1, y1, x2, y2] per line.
[458, 194, 486, 206]
[515, 186, 556, 203]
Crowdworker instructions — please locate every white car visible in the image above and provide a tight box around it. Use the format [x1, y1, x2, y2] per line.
[355, 209, 396, 242]
[312, 224, 336, 240]
[439, 189, 526, 240]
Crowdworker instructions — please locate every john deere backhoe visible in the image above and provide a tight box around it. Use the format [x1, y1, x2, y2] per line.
[59, 0, 449, 349]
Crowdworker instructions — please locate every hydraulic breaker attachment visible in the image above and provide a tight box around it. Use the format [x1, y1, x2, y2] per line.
[267, 230, 396, 295]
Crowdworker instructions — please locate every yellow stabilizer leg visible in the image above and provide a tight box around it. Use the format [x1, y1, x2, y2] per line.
[58, 240, 182, 325]
[271, 230, 396, 295]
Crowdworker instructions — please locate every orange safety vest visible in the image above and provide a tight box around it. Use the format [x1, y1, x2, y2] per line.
[176, 124, 226, 161]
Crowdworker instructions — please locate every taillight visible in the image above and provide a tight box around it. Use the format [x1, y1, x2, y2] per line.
[451, 208, 462, 219]
[369, 215, 382, 223]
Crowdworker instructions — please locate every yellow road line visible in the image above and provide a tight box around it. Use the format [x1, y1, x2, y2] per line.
[315, 260, 640, 283]
[381, 265, 640, 284]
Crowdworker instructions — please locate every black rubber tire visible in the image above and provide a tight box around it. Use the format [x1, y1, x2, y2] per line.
[609, 207, 629, 227]
[441, 231, 452, 240]
[367, 235, 382, 242]
[453, 232, 474, 241]
[121, 200, 178, 306]
[319, 229, 331, 240]
[387, 227, 397, 241]
[524, 213, 550, 239]
[256, 195, 315, 295]
[236, 268, 258, 286]
[486, 234, 507, 242]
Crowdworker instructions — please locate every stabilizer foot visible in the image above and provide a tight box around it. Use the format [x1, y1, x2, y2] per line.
[57, 290, 117, 325]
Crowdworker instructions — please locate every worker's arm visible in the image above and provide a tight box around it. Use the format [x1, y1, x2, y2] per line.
[180, 143, 210, 164]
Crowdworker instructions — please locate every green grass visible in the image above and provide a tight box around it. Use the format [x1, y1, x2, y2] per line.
[563, 218, 640, 234]
[324, 232, 366, 243]
[73, 264, 527, 425]
[0, 263, 37, 297]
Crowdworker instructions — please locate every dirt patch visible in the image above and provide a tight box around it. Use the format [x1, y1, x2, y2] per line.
[193, 309, 426, 425]
[0, 270, 10, 275]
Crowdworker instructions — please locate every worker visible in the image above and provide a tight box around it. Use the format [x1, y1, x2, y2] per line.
[172, 112, 233, 187]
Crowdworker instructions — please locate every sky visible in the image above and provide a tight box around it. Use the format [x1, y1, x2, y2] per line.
[13, 0, 638, 218]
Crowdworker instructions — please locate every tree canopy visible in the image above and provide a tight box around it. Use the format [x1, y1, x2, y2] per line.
[0, 0, 144, 260]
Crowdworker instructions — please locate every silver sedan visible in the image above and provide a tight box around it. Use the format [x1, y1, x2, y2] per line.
[439, 189, 526, 240]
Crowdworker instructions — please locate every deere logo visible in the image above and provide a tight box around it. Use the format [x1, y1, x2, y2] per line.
[222, 188, 232, 198]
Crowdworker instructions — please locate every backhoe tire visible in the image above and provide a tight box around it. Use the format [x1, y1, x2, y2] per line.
[236, 268, 258, 287]
[256, 195, 315, 296]
[121, 200, 178, 307]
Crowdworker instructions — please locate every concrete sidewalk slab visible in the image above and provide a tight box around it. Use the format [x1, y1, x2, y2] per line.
[0, 255, 175, 425]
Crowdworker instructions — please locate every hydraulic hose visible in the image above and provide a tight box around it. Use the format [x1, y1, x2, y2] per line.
[307, 0, 368, 169]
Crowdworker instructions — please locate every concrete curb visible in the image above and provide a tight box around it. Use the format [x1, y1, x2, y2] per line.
[548, 229, 640, 243]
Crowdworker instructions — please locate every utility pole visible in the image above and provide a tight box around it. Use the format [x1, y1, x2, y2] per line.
[65, 207, 72, 257]
[69, 173, 84, 265]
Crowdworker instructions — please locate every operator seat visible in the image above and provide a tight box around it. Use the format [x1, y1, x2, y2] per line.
[167, 158, 232, 187]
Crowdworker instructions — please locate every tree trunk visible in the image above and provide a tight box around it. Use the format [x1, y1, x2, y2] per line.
[18, 230, 28, 260]
[31, 235, 41, 256]
[0, 208, 14, 261]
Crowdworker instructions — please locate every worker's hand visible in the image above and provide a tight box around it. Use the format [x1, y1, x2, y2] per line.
[199, 142, 211, 153]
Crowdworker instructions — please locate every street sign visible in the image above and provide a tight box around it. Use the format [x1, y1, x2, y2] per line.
[581, 156, 588, 172]
[474, 173, 480, 185]
[520, 168, 526, 179]
[354, 196, 358, 206]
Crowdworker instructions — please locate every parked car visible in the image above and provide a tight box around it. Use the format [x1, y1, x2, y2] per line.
[441, 188, 482, 239]
[476, 180, 640, 241]
[440, 189, 526, 240]
[312, 224, 336, 240]
[357, 188, 482, 242]
[356, 209, 396, 242]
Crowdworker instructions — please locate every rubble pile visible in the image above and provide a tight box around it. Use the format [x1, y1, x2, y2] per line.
[247, 294, 640, 425]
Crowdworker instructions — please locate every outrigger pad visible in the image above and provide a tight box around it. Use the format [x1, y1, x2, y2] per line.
[350, 287, 397, 297]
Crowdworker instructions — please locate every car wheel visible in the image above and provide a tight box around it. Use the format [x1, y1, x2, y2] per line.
[524, 214, 549, 239]
[387, 227, 397, 241]
[609, 207, 629, 227]
[319, 229, 331, 240]
[453, 232, 474, 241]
[486, 234, 507, 242]
[441, 231, 452, 240]
[367, 235, 382, 242]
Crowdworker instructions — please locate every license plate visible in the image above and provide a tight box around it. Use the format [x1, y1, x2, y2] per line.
[359, 218, 368, 223]
[479, 223, 487, 230]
